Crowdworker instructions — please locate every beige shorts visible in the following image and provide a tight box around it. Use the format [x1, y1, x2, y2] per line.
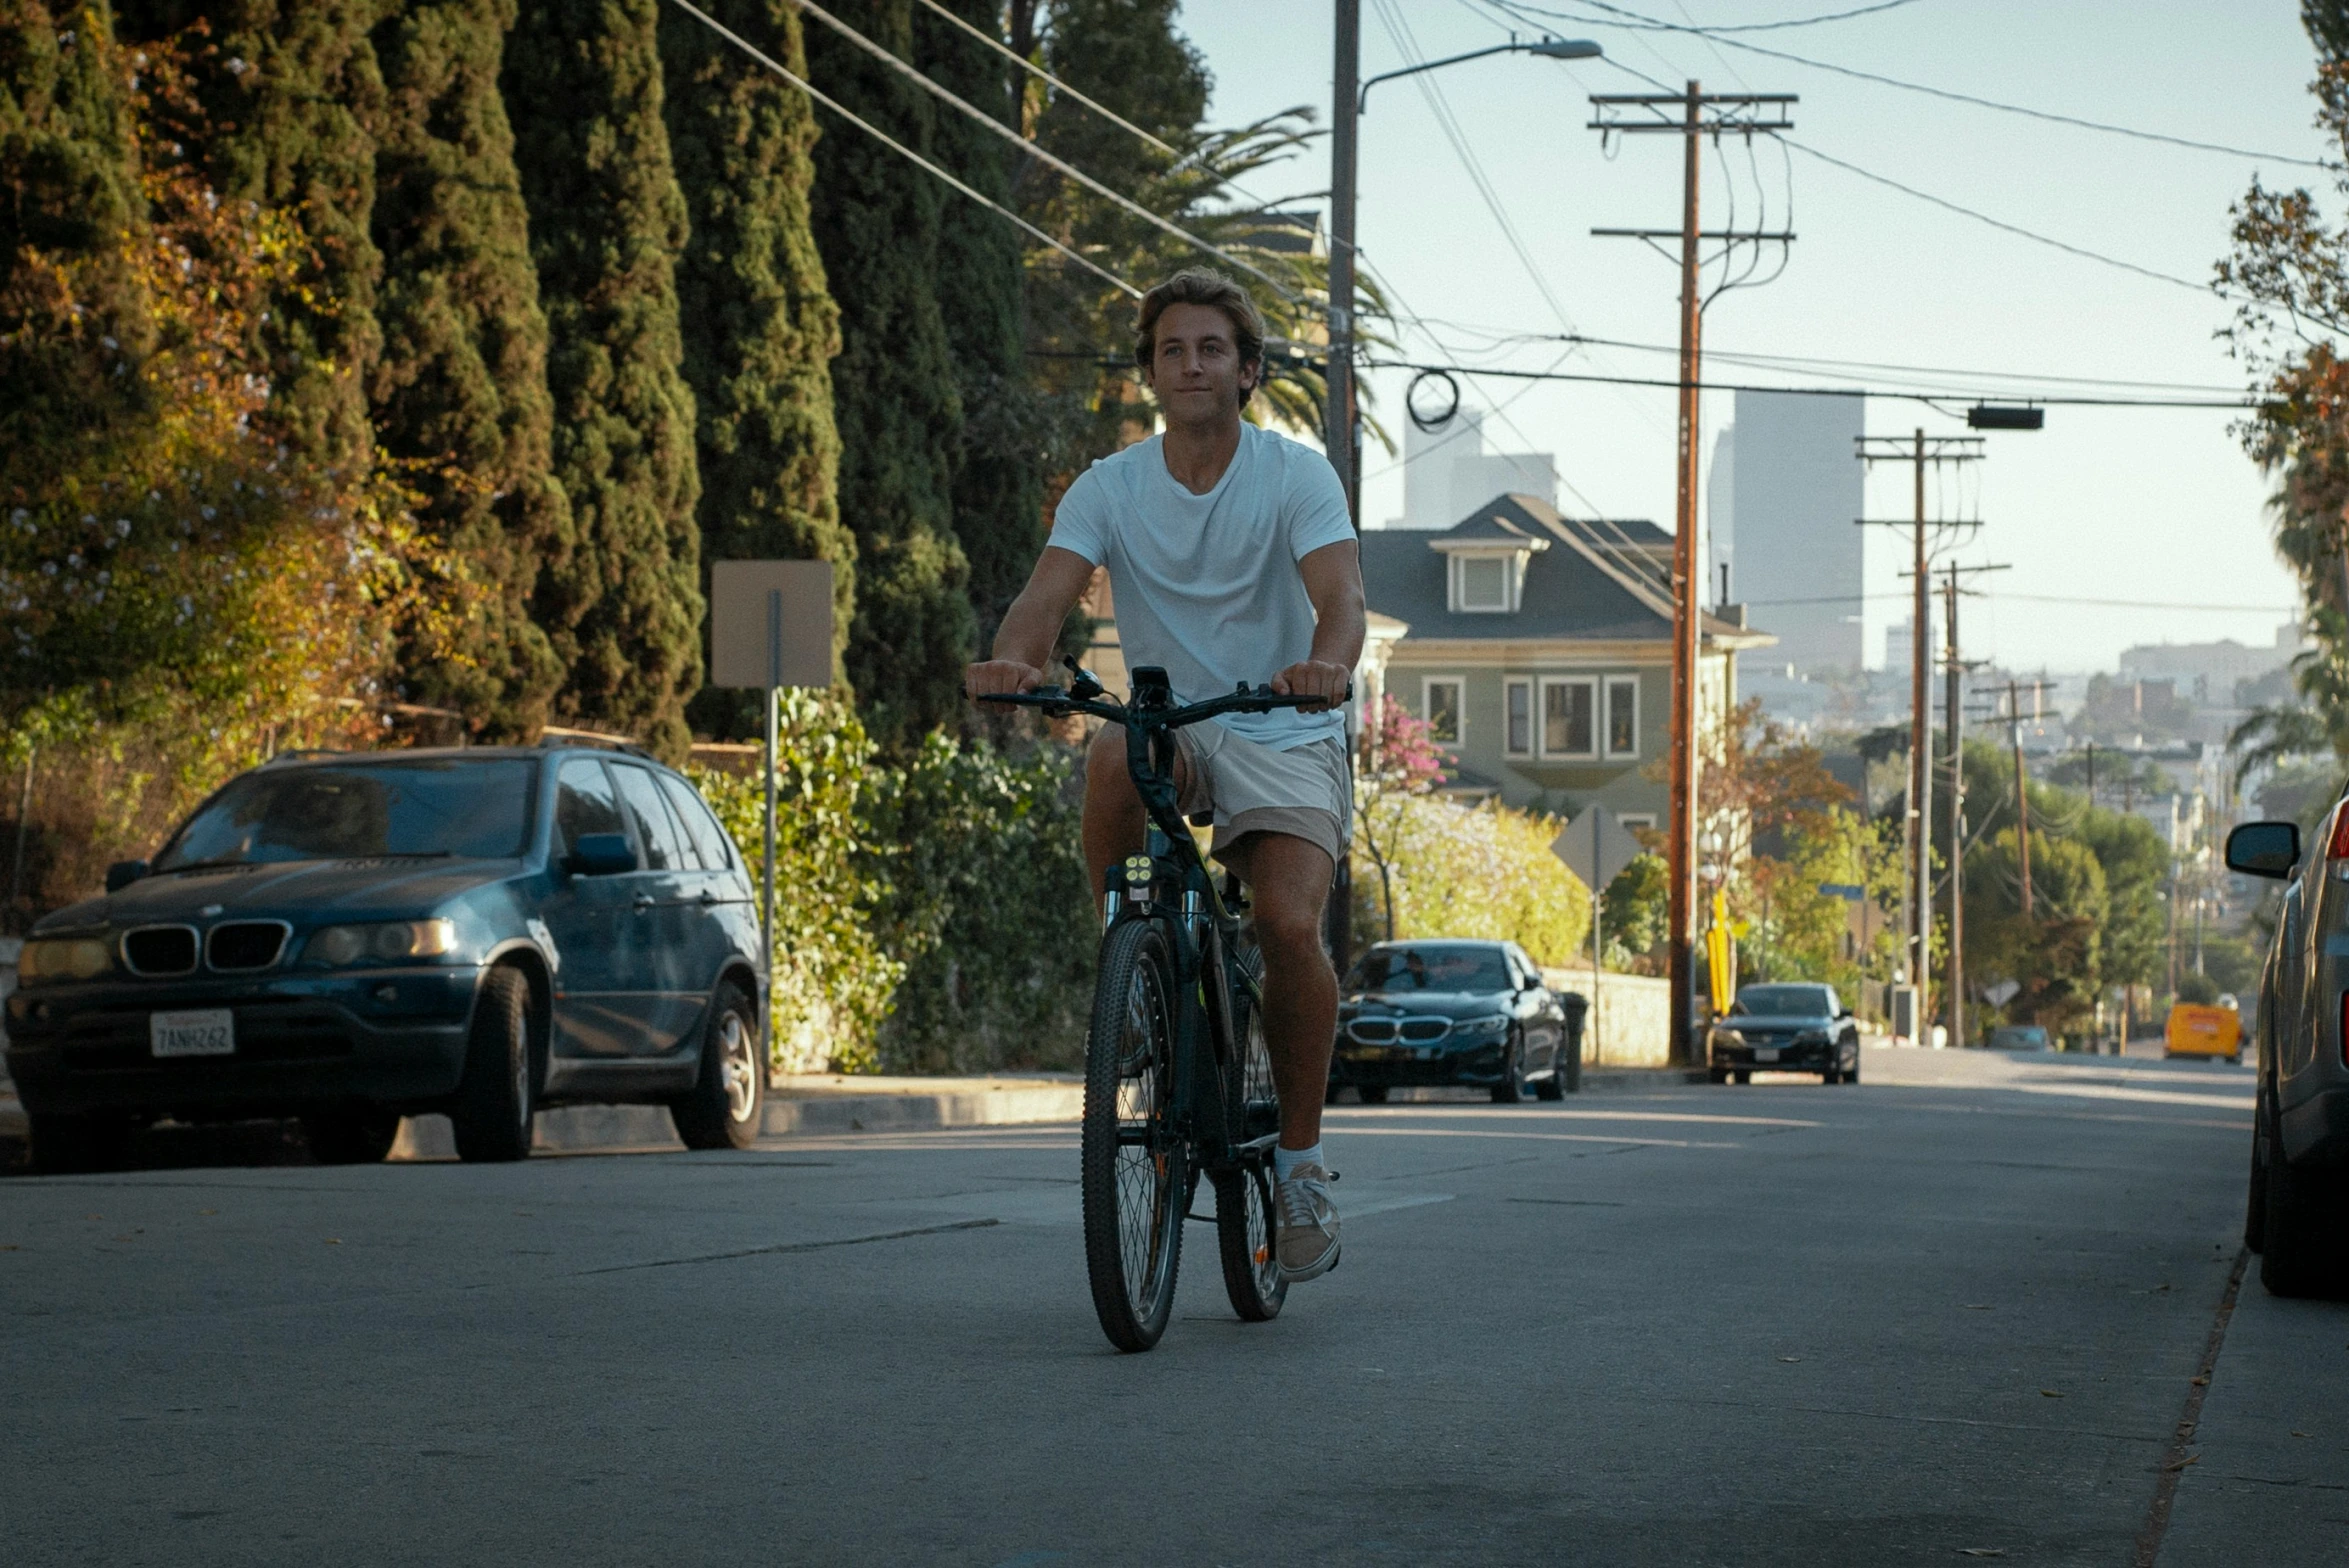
[1173, 725, 1353, 869]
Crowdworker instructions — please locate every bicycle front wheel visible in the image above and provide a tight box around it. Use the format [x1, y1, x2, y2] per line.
[1082, 918, 1187, 1352]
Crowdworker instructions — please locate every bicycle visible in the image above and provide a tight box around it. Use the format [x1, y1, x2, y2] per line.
[982, 660, 1339, 1352]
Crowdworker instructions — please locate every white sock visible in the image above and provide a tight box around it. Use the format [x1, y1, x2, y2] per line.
[1275, 1142, 1323, 1180]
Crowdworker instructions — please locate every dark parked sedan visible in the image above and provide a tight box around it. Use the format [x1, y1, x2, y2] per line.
[1708, 982, 1861, 1084]
[7, 744, 768, 1171]
[1329, 940, 1572, 1104]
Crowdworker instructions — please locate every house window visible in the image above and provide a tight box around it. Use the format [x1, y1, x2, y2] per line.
[1457, 556, 1508, 611]
[1540, 678, 1595, 758]
[1605, 677, 1639, 758]
[1619, 813, 1657, 839]
[1504, 679, 1532, 757]
[1424, 678, 1463, 745]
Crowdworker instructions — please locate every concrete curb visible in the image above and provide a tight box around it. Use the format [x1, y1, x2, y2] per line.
[391, 1077, 1088, 1159]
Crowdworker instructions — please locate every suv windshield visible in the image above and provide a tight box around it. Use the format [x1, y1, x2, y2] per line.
[155, 759, 537, 869]
[1734, 984, 1836, 1017]
[1347, 946, 1512, 994]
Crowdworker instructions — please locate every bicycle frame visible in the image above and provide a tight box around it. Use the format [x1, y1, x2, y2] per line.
[983, 664, 1315, 1175]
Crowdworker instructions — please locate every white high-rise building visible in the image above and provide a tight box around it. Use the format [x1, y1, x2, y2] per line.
[1724, 390, 1865, 674]
[1387, 408, 1557, 529]
[1706, 426, 1735, 608]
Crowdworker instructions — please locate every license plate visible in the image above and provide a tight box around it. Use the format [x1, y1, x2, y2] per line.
[1754, 1047, 1779, 1063]
[151, 1008, 235, 1058]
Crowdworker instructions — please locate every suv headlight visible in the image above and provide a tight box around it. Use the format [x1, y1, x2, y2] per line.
[1457, 1013, 1511, 1038]
[304, 919, 459, 967]
[18, 936, 113, 984]
[1713, 1028, 1746, 1046]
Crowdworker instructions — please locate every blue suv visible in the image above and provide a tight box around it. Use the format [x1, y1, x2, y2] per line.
[6, 744, 767, 1170]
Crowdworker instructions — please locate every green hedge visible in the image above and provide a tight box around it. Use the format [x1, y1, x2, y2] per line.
[689, 693, 1093, 1076]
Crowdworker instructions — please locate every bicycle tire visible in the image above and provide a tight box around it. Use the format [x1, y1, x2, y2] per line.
[1215, 937, 1287, 1321]
[1082, 917, 1187, 1352]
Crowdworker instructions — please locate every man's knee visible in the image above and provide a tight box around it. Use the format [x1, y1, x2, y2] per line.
[1247, 849, 1334, 961]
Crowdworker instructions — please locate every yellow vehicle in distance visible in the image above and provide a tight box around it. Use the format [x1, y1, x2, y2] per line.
[2165, 995, 2243, 1065]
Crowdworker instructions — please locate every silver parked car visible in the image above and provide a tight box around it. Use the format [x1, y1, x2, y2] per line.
[2225, 817, 2349, 1297]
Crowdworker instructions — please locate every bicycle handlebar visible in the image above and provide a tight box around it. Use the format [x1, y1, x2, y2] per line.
[975, 679, 1349, 729]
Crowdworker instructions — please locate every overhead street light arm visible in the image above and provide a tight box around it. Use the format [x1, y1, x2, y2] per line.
[1357, 37, 1602, 113]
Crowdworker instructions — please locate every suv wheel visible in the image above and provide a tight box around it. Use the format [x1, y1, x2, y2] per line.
[672, 982, 764, 1151]
[451, 966, 537, 1163]
[2259, 1102, 2348, 1298]
[1490, 1032, 1526, 1104]
[2246, 1085, 2274, 1253]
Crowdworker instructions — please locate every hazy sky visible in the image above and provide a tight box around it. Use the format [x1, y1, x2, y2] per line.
[1169, 0, 2326, 674]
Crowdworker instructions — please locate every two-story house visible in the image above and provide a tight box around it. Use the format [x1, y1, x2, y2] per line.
[1358, 494, 1774, 823]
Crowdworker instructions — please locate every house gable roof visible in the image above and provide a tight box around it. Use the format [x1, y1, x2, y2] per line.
[1359, 493, 1770, 647]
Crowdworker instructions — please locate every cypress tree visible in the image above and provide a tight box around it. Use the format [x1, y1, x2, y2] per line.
[659, 0, 850, 740]
[805, 0, 972, 750]
[116, 0, 385, 472]
[916, 0, 1039, 655]
[366, 0, 569, 739]
[0, 1, 149, 457]
[504, 0, 703, 761]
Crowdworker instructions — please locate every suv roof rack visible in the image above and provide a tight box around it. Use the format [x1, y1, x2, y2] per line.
[536, 725, 651, 759]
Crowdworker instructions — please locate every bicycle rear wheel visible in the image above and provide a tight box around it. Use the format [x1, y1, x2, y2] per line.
[1082, 918, 1186, 1352]
[1216, 939, 1287, 1321]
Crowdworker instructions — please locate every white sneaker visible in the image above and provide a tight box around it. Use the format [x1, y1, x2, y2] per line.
[1275, 1162, 1341, 1281]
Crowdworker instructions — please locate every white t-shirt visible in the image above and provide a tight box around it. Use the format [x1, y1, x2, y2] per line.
[1050, 423, 1356, 750]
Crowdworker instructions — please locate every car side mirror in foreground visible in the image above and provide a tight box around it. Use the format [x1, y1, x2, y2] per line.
[105, 860, 149, 893]
[568, 833, 638, 877]
[2225, 820, 2300, 880]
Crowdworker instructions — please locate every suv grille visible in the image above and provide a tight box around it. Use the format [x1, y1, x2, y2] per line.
[207, 921, 288, 971]
[123, 926, 198, 976]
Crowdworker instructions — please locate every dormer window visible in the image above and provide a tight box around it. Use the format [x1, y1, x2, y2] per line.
[1455, 555, 1510, 611]
[1431, 517, 1546, 614]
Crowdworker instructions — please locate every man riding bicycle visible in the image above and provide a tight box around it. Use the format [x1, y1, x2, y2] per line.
[965, 269, 1364, 1282]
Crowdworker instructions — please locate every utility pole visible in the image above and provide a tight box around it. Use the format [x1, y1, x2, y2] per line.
[1860, 431, 1983, 1032]
[1327, 0, 1360, 524]
[1977, 677, 2055, 919]
[1587, 83, 1795, 1066]
[1936, 560, 2005, 1050]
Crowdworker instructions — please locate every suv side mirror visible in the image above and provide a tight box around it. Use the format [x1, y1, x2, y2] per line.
[2225, 820, 2300, 880]
[105, 860, 149, 893]
[568, 832, 638, 877]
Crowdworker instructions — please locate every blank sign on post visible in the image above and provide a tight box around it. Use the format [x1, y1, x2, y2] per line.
[709, 561, 834, 690]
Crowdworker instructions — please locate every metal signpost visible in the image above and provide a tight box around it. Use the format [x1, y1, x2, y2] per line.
[1554, 807, 1644, 1062]
[709, 561, 835, 960]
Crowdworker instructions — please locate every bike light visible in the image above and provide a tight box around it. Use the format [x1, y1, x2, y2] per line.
[305, 919, 458, 966]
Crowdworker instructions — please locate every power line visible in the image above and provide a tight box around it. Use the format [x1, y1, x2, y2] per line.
[1359, 354, 2257, 408]
[906, 0, 1179, 159]
[1488, 0, 2330, 168]
[1737, 590, 2297, 613]
[1368, 0, 1580, 334]
[1780, 136, 2213, 295]
[790, 0, 1306, 304]
[1549, 333, 2247, 395]
[658, 0, 1141, 298]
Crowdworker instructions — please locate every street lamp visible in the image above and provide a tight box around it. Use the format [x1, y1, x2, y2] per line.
[1356, 36, 1605, 112]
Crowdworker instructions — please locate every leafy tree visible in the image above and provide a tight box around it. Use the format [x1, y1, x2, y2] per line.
[0, 19, 421, 884]
[659, 0, 850, 737]
[116, 0, 384, 471]
[1737, 807, 1901, 1000]
[367, 0, 570, 738]
[1965, 829, 2107, 1035]
[1353, 693, 1447, 942]
[505, 0, 702, 760]
[805, 0, 974, 751]
[2217, 1, 2349, 750]
[1600, 852, 1668, 971]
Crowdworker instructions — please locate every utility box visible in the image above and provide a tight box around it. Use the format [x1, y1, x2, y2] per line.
[1890, 985, 1920, 1044]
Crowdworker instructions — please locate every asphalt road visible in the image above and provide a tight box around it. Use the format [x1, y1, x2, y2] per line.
[3, 1046, 2340, 1567]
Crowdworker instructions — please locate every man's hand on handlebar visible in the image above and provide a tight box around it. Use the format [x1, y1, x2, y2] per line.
[1270, 658, 1353, 712]
[964, 659, 1045, 702]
